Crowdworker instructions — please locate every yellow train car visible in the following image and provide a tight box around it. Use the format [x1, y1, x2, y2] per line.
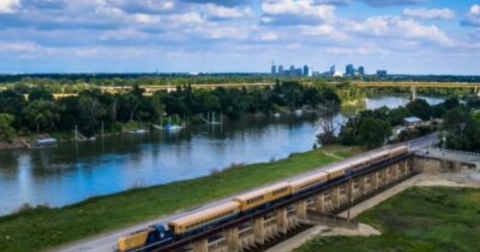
[117, 228, 151, 252]
[168, 202, 240, 236]
[389, 146, 408, 157]
[368, 150, 391, 164]
[289, 172, 328, 194]
[325, 163, 350, 180]
[349, 156, 372, 172]
[233, 182, 291, 212]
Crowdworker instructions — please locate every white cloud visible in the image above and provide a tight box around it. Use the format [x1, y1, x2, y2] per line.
[312, 0, 353, 5]
[461, 4, 480, 27]
[0, 0, 20, 13]
[403, 8, 455, 20]
[261, 0, 335, 25]
[200, 25, 252, 40]
[326, 46, 389, 55]
[169, 12, 205, 25]
[0, 42, 39, 52]
[100, 28, 148, 41]
[132, 13, 160, 24]
[301, 24, 348, 40]
[347, 16, 455, 46]
[203, 4, 252, 19]
[257, 31, 279, 41]
[363, 0, 427, 7]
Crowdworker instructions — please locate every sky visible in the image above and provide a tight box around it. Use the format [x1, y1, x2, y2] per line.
[0, 0, 479, 75]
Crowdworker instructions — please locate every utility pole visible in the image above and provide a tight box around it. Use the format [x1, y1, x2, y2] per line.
[443, 135, 447, 171]
[347, 176, 352, 223]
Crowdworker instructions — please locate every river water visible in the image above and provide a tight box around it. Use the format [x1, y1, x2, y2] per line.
[0, 95, 444, 215]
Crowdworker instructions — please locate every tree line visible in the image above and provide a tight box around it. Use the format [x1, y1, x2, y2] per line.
[318, 96, 480, 150]
[0, 81, 344, 141]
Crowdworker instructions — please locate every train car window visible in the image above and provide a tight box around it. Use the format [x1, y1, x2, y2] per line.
[273, 188, 287, 195]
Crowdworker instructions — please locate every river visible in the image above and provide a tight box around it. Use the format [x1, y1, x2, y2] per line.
[0, 95, 445, 215]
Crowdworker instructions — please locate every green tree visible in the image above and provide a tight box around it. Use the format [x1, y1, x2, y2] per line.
[0, 113, 16, 143]
[78, 95, 108, 135]
[151, 92, 166, 122]
[23, 100, 62, 133]
[119, 93, 141, 122]
[357, 118, 391, 149]
[443, 97, 460, 111]
[28, 88, 54, 101]
[442, 107, 480, 152]
[406, 99, 432, 120]
[0, 90, 27, 128]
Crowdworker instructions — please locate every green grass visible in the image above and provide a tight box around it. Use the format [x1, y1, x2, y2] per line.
[0, 145, 359, 252]
[294, 187, 480, 252]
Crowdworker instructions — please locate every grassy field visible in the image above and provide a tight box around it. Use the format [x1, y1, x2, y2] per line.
[295, 187, 480, 252]
[0, 145, 359, 252]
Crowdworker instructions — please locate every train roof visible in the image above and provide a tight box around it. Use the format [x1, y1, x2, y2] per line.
[169, 202, 240, 227]
[368, 150, 390, 160]
[390, 145, 408, 152]
[289, 172, 328, 188]
[233, 182, 290, 201]
[348, 156, 372, 166]
[324, 163, 351, 173]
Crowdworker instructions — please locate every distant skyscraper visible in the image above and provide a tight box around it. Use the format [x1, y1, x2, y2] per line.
[278, 65, 284, 75]
[377, 70, 387, 77]
[303, 65, 309, 76]
[271, 64, 277, 75]
[290, 65, 295, 76]
[329, 65, 336, 76]
[346, 64, 355, 76]
[295, 68, 303, 76]
[358, 66, 365, 76]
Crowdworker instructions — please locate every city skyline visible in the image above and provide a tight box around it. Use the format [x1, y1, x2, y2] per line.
[0, 0, 479, 75]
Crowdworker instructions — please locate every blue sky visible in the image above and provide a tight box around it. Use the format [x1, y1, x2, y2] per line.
[0, 0, 479, 75]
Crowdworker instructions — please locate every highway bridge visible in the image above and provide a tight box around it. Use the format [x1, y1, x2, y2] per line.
[5, 81, 480, 100]
[352, 81, 480, 88]
[98, 81, 480, 96]
[100, 83, 276, 95]
[352, 82, 480, 100]
[49, 134, 437, 252]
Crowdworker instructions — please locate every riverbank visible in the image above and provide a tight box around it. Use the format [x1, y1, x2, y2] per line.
[0, 108, 325, 151]
[293, 179, 480, 252]
[0, 145, 360, 252]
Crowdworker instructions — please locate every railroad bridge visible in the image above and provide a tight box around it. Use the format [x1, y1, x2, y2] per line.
[151, 153, 414, 252]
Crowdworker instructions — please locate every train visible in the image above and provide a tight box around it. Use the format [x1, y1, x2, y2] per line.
[116, 145, 408, 252]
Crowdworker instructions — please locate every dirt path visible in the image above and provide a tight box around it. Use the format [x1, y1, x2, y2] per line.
[320, 223, 381, 237]
[322, 152, 345, 160]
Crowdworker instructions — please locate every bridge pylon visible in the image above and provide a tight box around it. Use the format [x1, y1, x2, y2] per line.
[409, 86, 417, 101]
[475, 87, 480, 97]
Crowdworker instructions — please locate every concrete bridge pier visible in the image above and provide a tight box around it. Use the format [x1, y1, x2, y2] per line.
[392, 164, 400, 181]
[371, 171, 379, 191]
[296, 200, 307, 220]
[330, 187, 340, 211]
[193, 238, 208, 252]
[475, 87, 480, 97]
[383, 168, 390, 185]
[359, 176, 367, 196]
[338, 185, 347, 207]
[253, 217, 265, 245]
[410, 86, 417, 101]
[276, 208, 288, 234]
[226, 227, 239, 252]
[313, 193, 325, 212]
